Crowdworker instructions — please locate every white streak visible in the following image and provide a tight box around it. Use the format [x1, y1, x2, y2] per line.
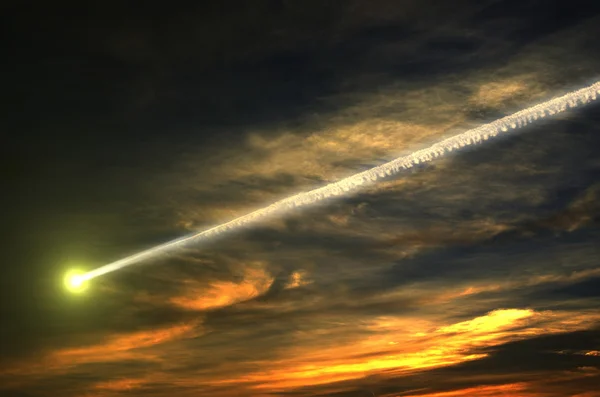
[82, 81, 600, 281]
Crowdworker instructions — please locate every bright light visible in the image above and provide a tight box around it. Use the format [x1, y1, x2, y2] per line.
[70, 275, 83, 288]
[64, 269, 89, 293]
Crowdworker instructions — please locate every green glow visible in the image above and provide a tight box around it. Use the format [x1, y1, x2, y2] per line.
[64, 269, 89, 293]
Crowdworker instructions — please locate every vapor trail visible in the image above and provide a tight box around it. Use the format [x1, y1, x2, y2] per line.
[82, 81, 600, 281]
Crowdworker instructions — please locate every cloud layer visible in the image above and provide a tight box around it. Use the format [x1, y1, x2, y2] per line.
[3, 1, 600, 396]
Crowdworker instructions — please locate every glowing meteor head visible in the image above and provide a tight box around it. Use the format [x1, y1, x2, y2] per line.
[64, 269, 89, 293]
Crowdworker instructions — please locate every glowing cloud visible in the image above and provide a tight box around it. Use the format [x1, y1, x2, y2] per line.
[81, 81, 600, 281]
[169, 266, 274, 311]
[211, 309, 600, 391]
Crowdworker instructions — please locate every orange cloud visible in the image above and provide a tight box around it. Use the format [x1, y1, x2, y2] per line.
[401, 383, 534, 397]
[285, 270, 311, 289]
[399, 367, 600, 397]
[169, 265, 274, 311]
[418, 265, 600, 306]
[209, 308, 600, 391]
[2, 321, 200, 381]
[94, 377, 147, 391]
[53, 322, 197, 365]
[470, 78, 529, 108]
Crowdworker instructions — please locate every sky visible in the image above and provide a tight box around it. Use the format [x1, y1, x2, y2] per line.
[2, 1, 600, 396]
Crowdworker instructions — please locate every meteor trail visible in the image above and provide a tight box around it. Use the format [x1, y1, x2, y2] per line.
[79, 81, 600, 283]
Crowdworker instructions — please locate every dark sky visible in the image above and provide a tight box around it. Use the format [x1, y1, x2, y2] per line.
[2, 1, 600, 396]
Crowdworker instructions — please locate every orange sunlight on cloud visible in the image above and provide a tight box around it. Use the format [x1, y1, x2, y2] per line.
[213, 309, 600, 391]
[94, 377, 147, 391]
[50, 322, 198, 366]
[402, 383, 535, 397]
[2, 322, 200, 383]
[169, 266, 274, 311]
[401, 367, 600, 397]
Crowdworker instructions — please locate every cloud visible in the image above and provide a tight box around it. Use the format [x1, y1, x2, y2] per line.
[169, 264, 274, 311]
[93, 377, 147, 392]
[1, 321, 202, 386]
[195, 309, 599, 393]
[285, 270, 311, 289]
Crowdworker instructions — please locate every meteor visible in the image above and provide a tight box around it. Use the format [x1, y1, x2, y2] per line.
[76, 80, 600, 284]
[64, 269, 89, 293]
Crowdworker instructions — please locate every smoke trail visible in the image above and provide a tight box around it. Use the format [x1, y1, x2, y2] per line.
[82, 81, 600, 281]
